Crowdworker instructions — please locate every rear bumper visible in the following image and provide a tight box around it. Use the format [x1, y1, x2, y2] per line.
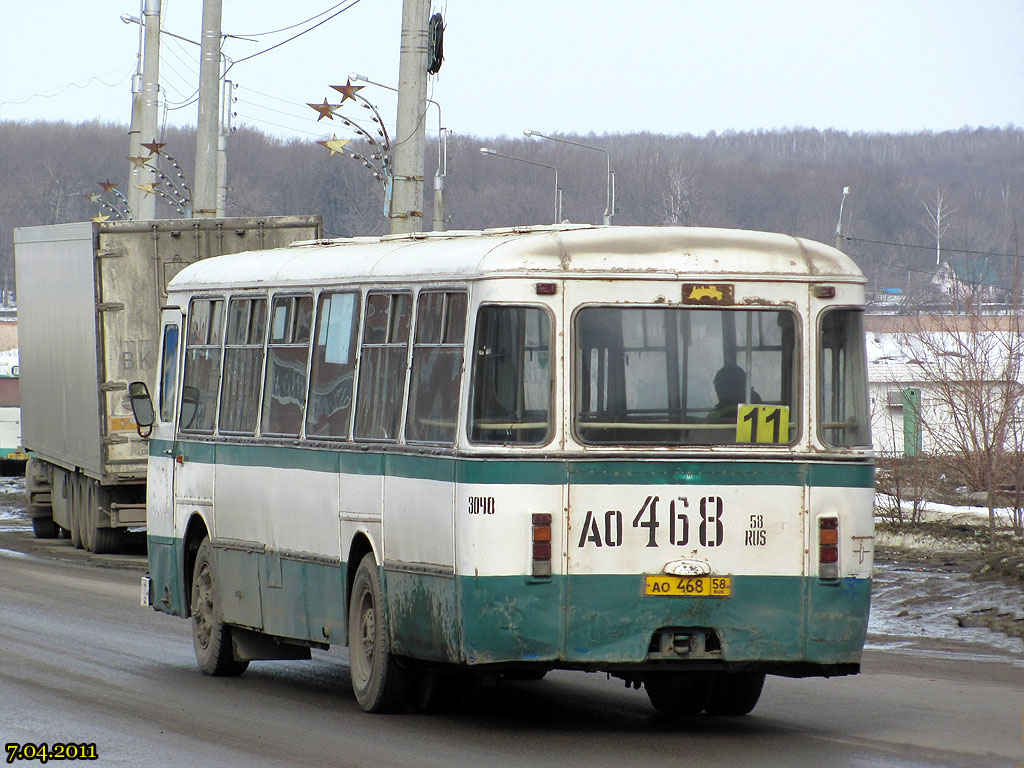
[456, 573, 870, 669]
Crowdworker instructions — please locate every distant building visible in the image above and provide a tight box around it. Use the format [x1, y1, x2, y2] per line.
[866, 314, 1024, 457]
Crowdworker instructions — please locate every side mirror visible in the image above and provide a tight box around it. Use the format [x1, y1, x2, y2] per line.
[128, 381, 155, 438]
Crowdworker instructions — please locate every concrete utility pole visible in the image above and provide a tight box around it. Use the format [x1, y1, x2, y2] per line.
[127, 0, 161, 220]
[390, 0, 430, 234]
[193, 0, 222, 219]
[216, 79, 233, 217]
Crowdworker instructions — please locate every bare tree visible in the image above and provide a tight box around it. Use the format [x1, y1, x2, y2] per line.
[892, 307, 1024, 544]
[921, 185, 956, 266]
[661, 160, 706, 226]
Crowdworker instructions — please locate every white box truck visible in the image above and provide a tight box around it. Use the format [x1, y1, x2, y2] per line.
[14, 216, 322, 552]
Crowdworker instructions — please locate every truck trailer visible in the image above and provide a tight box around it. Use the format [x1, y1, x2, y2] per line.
[14, 216, 322, 552]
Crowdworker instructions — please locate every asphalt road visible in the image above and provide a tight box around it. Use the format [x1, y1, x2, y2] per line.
[1, 525, 1022, 768]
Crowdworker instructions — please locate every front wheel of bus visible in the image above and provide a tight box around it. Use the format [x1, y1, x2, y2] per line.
[191, 538, 249, 677]
[348, 553, 409, 713]
[705, 672, 765, 716]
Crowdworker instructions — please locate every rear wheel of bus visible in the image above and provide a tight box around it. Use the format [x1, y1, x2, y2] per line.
[706, 672, 765, 716]
[644, 673, 715, 716]
[348, 553, 409, 713]
[191, 538, 249, 676]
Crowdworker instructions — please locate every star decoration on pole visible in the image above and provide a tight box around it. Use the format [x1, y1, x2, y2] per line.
[330, 79, 364, 104]
[308, 98, 341, 121]
[136, 182, 159, 196]
[316, 135, 352, 156]
[127, 155, 150, 169]
[141, 140, 166, 156]
[309, 79, 393, 189]
[85, 181, 133, 220]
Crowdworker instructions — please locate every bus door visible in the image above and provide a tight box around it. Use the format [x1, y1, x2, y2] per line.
[146, 307, 186, 614]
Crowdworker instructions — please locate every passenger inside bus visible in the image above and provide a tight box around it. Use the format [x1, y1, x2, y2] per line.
[706, 363, 761, 422]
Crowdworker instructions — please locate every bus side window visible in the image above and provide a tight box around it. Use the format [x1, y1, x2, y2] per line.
[469, 305, 553, 446]
[180, 298, 224, 433]
[219, 297, 267, 434]
[354, 292, 412, 441]
[261, 295, 313, 437]
[306, 291, 360, 439]
[820, 309, 871, 448]
[159, 324, 180, 423]
[406, 291, 467, 444]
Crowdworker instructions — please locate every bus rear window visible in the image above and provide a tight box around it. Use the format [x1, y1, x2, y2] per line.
[574, 307, 798, 446]
[469, 306, 553, 446]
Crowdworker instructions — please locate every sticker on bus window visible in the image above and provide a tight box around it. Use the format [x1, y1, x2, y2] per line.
[736, 404, 789, 444]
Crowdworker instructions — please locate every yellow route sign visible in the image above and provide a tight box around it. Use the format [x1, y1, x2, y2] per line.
[736, 404, 790, 444]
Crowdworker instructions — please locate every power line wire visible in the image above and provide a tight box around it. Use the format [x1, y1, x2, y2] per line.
[845, 235, 1020, 260]
[233, 112, 326, 139]
[0, 64, 135, 114]
[229, 2, 351, 37]
[227, 0, 363, 69]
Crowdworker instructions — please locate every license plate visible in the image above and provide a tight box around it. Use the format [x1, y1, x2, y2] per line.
[644, 575, 731, 597]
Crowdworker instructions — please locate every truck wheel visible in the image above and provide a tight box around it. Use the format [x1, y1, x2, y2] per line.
[68, 478, 83, 549]
[645, 673, 714, 716]
[348, 553, 409, 712]
[81, 480, 97, 553]
[30, 514, 59, 539]
[705, 672, 765, 716]
[92, 527, 124, 555]
[191, 538, 249, 676]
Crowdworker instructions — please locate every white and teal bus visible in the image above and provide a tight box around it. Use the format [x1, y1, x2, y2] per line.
[131, 224, 874, 716]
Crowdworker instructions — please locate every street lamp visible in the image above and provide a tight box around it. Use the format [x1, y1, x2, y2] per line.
[350, 72, 448, 232]
[480, 147, 562, 225]
[523, 129, 614, 225]
[835, 186, 851, 250]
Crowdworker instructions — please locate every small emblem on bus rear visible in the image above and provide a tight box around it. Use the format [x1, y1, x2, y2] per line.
[663, 559, 712, 576]
[682, 283, 734, 304]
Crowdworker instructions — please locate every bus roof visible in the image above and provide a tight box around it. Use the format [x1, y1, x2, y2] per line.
[167, 224, 866, 291]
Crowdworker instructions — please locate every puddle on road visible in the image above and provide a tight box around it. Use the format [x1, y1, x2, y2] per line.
[869, 555, 1024, 657]
[0, 475, 26, 531]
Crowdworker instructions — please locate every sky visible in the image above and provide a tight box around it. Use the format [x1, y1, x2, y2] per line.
[0, 0, 1022, 143]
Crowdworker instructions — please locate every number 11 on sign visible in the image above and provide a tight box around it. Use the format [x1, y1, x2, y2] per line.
[737, 404, 790, 444]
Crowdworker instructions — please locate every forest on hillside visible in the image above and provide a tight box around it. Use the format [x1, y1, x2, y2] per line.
[1, 120, 1021, 301]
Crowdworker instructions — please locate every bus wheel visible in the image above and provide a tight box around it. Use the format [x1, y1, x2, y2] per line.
[645, 673, 714, 716]
[348, 553, 409, 713]
[706, 672, 765, 716]
[191, 538, 249, 677]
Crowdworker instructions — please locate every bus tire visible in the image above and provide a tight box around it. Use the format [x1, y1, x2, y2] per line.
[191, 538, 249, 677]
[705, 672, 765, 716]
[31, 514, 59, 539]
[644, 673, 714, 716]
[348, 553, 409, 713]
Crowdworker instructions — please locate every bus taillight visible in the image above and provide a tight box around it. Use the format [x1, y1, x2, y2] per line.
[818, 516, 839, 579]
[532, 513, 552, 577]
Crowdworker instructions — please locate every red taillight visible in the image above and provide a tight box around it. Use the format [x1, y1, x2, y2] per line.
[532, 513, 552, 577]
[819, 517, 839, 578]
